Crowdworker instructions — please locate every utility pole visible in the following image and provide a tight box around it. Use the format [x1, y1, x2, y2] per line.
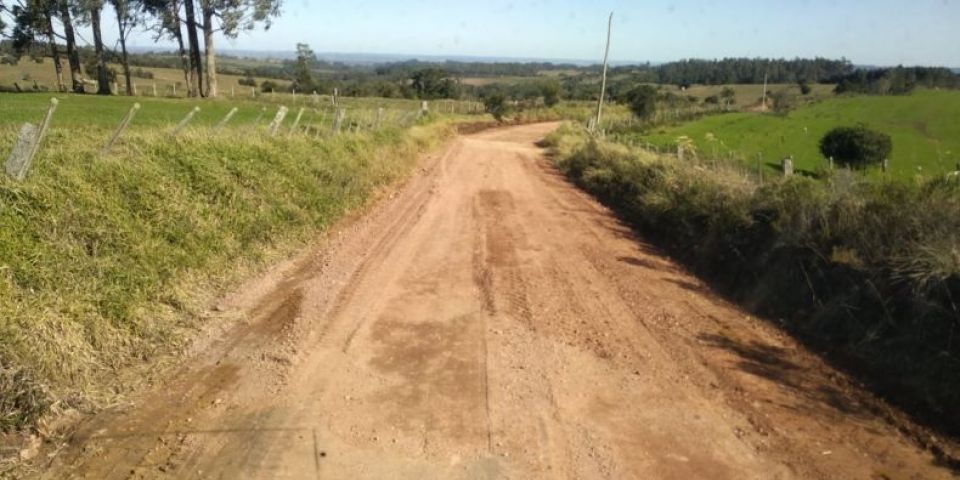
[594, 12, 613, 132]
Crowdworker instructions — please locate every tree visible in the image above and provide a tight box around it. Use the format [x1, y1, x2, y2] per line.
[798, 80, 812, 95]
[183, 0, 202, 96]
[410, 68, 459, 99]
[9, 0, 66, 90]
[719, 86, 736, 109]
[624, 84, 658, 121]
[141, 0, 192, 96]
[199, 0, 281, 98]
[109, 0, 137, 95]
[77, 0, 111, 94]
[819, 125, 892, 168]
[58, 0, 85, 93]
[291, 41, 314, 92]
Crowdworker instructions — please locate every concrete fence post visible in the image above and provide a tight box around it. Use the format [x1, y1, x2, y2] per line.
[881, 158, 889, 173]
[170, 106, 201, 136]
[332, 108, 345, 135]
[782, 156, 794, 177]
[153, 83, 157, 97]
[290, 107, 306, 134]
[268, 106, 289, 136]
[5, 124, 38, 181]
[253, 106, 267, 126]
[215, 107, 239, 131]
[100, 102, 141, 156]
[376, 107, 384, 129]
[172, 83, 177, 96]
[252, 87, 256, 98]
[5, 98, 58, 181]
[419, 101, 429, 117]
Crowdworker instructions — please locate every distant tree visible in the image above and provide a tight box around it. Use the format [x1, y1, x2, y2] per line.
[719, 86, 736, 109]
[798, 80, 812, 95]
[819, 125, 892, 168]
[291, 42, 315, 92]
[410, 68, 459, 99]
[483, 92, 509, 121]
[624, 84, 658, 121]
[540, 79, 561, 107]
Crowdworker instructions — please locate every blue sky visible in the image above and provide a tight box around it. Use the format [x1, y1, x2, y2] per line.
[104, 0, 959, 66]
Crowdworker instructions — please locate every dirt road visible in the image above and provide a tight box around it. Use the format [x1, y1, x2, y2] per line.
[36, 123, 955, 479]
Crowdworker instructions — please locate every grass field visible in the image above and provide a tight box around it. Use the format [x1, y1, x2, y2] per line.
[0, 58, 293, 97]
[638, 89, 960, 177]
[0, 91, 465, 432]
[0, 92, 479, 143]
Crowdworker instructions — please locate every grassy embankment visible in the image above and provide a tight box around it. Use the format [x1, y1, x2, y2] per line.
[546, 124, 960, 438]
[637, 89, 960, 178]
[0, 92, 464, 432]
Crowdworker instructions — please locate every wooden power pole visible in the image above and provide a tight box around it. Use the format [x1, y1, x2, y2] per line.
[594, 12, 613, 132]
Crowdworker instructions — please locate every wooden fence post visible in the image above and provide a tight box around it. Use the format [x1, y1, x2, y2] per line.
[170, 106, 201, 136]
[101, 102, 141, 156]
[268, 106, 289, 136]
[215, 107, 239, 131]
[376, 107, 384, 129]
[153, 83, 157, 97]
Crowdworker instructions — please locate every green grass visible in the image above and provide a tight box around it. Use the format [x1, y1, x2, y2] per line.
[639, 89, 960, 178]
[547, 124, 960, 438]
[0, 92, 479, 133]
[0, 92, 458, 432]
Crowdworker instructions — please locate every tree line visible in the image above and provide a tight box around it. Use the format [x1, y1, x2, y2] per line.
[611, 57, 856, 86]
[0, 0, 279, 97]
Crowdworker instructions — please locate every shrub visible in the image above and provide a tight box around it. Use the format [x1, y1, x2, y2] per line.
[238, 76, 257, 87]
[770, 90, 796, 114]
[819, 125, 892, 168]
[483, 93, 510, 121]
[548, 127, 960, 436]
[624, 85, 658, 121]
[131, 67, 155, 79]
[798, 81, 812, 95]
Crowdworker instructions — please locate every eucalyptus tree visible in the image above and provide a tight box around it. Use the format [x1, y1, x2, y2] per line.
[74, 0, 111, 94]
[57, 0, 85, 92]
[140, 0, 192, 95]
[199, 0, 280, 97]
[108, 0, 137, 94]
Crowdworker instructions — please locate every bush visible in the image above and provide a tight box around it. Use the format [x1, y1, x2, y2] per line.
[624, 84, 658, 121]
[798, 81, 812, 95]
[238, 76, 257, 87]
[483, 93, 510, 121]
[819, 125, 892, 168]
[131, 67, 154, 79]
[770, 90, 796, 114]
